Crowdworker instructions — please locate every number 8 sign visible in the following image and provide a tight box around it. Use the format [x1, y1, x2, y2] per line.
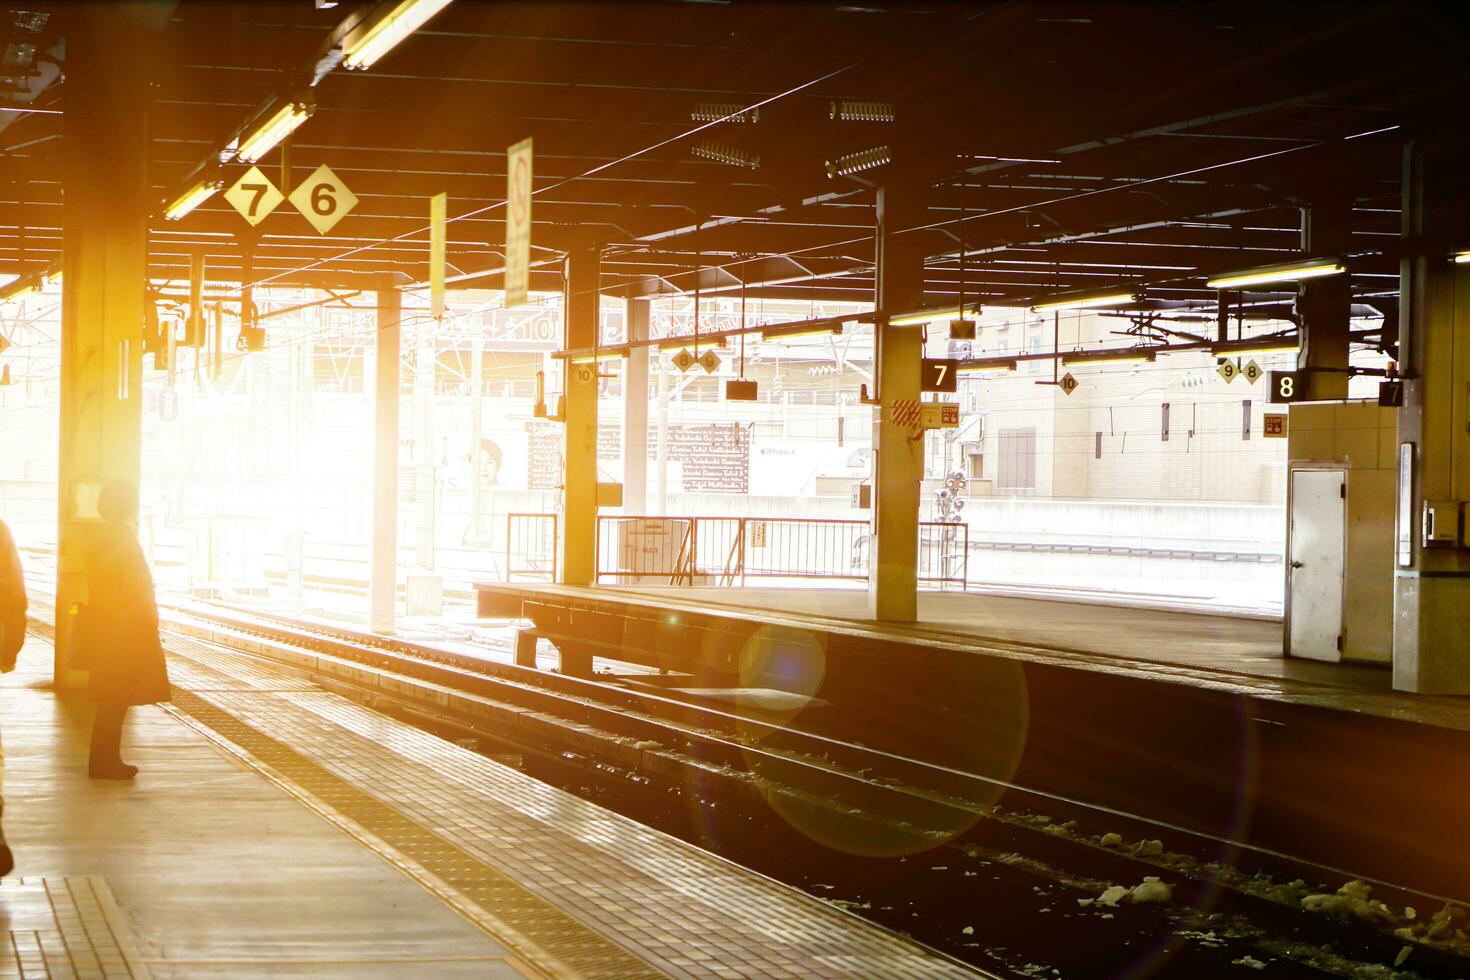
[1269, 369, 1306, 403]
[288, 164, 359, 234]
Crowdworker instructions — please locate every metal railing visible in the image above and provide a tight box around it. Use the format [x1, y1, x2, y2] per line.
[505, 512, 558, 581]
[593, 515, 968, 590]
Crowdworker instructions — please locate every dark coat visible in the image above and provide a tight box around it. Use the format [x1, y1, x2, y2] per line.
[83, 525, 170, 706]
[0, 519, 24, 670]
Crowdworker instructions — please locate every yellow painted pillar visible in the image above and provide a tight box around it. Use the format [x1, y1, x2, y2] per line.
[868, 179, 927, 622]
[623, 298, 651, 514]
[370, 284, 401, 633]
[1393, 139, 1470, 693]
[560, 248, 601, 585]
[54, 11, 151, 681]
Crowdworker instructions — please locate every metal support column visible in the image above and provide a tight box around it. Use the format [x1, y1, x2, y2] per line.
[623, 297, 651, 513]
[1393, 139, 1470, 693]
[560, 248, 601, 585]
[1298, 200, 1352, 401]
[868, 178, 928, 622]
[413, 331, 435, 569]
[55, 11, 151, 681]
[370, 284, 402, 633]
[467, 331, 489, 547]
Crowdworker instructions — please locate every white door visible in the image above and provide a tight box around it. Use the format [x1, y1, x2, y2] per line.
[1288, 469, 1346, 661]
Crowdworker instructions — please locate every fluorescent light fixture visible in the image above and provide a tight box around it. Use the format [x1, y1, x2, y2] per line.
[656, 336, 725, 351]
[1032, 290, 1140, 313]
[342, 0, 454, 70]
[955, 357, 1018, 374]
[1061, 348, 1157, 366]
[761, 324, 843, 342]
[164, 178, 224, 220]
[1206, 259, 1344, 290]
[1454, 250, 1470, 265]
[568, 349, 629, 365]
[887, 304, 981, 327]
[235, 99, 314, 163]
[1210, 335, 1300, 357]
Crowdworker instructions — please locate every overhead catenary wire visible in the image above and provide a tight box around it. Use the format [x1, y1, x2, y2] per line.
[247, 64, 857, 292]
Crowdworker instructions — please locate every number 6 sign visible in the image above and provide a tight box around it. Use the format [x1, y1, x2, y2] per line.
[288, 163, 359, 234]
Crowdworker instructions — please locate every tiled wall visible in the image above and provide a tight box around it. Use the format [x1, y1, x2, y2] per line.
[1287, 401, 1398, 664]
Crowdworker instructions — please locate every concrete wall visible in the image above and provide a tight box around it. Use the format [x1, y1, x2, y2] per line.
[1287, 400, 1398, 663]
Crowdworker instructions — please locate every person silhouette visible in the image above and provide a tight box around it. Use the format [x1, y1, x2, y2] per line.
[0, 516, 26, 873]
[84, 482, 170, 779]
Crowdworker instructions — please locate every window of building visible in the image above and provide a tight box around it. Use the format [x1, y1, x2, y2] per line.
[997, 427, 1037, 490]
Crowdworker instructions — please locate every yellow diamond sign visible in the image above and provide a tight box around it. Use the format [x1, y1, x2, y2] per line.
[698, 349, 721, 373]
[671, 348, 695, 372]
[289, 164, 358, 234]
[224, 166, 283, 227]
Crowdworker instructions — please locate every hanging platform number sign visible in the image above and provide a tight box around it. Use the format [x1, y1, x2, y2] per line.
[224, 166, 284, 227]
[1269, 369, 1306, 403]
[921, 358, 959, 393]
[1217, 359, 1238, 383]
[289, 164, 358, 234]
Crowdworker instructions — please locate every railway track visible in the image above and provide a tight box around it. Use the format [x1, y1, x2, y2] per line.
[126, 598, 1468, 978]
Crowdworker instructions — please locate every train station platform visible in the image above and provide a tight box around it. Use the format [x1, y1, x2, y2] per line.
[474, 581, 1470, 897]
[476, 582, 1470, 731]
[1, 624, 972, 978]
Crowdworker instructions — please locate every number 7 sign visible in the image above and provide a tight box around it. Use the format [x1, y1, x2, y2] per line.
[921, 358, 959, 393]
[224, 166, 284, 227]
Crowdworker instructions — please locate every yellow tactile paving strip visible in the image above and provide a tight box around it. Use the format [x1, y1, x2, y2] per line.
[163, 641, 977, 979]
[0, 877, 148, 979]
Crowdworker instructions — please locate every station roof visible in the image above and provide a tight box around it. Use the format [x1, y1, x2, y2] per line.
[4, 1, 1469, 312]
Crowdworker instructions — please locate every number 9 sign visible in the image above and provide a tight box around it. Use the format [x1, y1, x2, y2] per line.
[289, 163, 359, 234]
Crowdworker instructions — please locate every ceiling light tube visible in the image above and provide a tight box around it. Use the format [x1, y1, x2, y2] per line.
[235, 98, 314, 163]
[955, 357, 1018, 374]
[568, 349, 629, 365]
[342, 0, 455, 70]
[1061, 348, 1157, 366]
[1454, 250, 1470, 265]
[886, 304, 981, 327]
[1206, 259, 1345, 290]
[164, 178, 224, 220]
[1210, 336, 1301, 357]
[1032, 290, 1140, 313]
[761, 324, 843, 342]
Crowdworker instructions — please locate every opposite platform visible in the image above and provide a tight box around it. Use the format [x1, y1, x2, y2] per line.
[3, 624, 977, 978]
[482, 582, 1470, 733]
